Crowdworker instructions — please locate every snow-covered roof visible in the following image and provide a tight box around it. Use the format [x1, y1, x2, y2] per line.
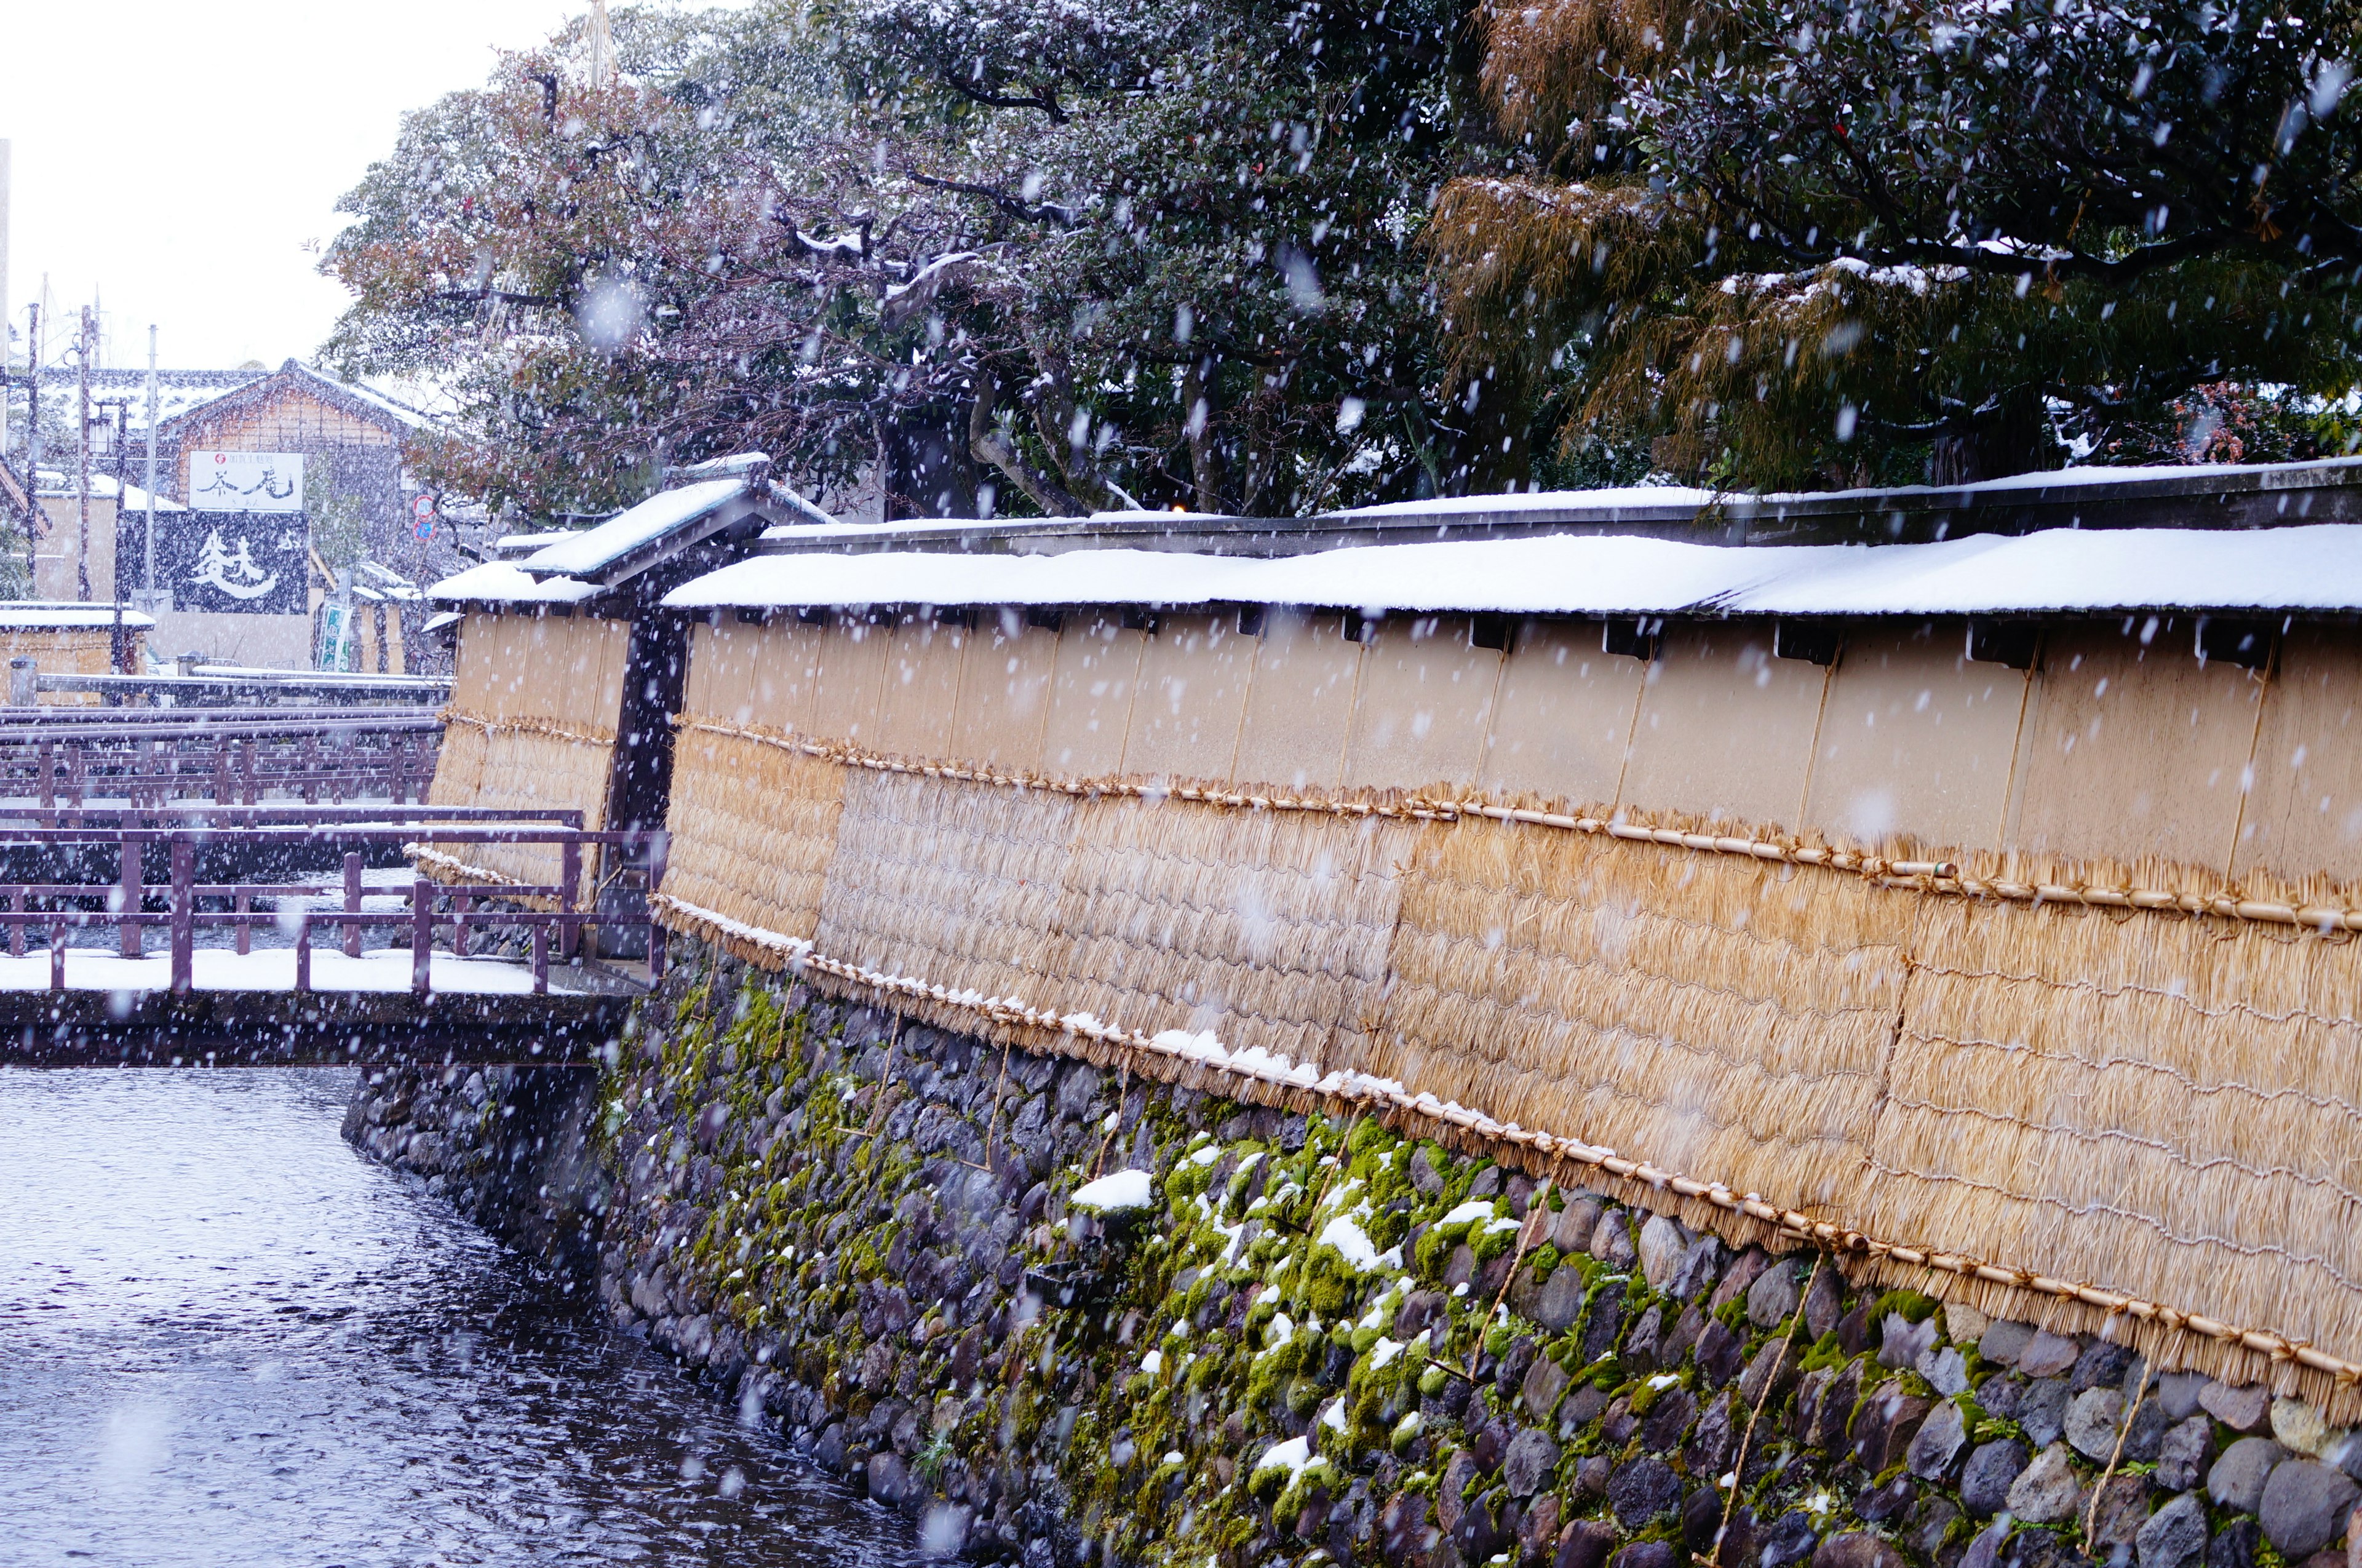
[31, 367, 264, 429]
[517, 477, 748, 579]
[153, 359, 429, 440]
[427, 561, 601, 607]
[0, 601, 159, 630]
[752, 457, 2362, 561]
[663, 523, 2362, 621]
[1317, 458, 2362, 522]
[509, 460, 835, 584]
[491, 530, 585, 560]
[31, 474, 186, 509]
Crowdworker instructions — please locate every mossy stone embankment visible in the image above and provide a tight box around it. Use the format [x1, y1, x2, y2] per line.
[349, 950, 2362, 1568]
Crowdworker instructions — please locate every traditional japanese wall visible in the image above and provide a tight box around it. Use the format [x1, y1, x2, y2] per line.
[425, 608, 632, 888]
[0, 623, 143, 701]
[628, 606, 2362, 1414]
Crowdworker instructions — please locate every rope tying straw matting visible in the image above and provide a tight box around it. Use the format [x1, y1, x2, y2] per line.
[677, 720, 2362, 936]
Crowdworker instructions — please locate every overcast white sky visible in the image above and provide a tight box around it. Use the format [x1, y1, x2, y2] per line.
[5, 0, 626, 372]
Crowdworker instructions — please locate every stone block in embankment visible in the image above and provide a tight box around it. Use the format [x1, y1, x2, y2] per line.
[346, 948, 2362, 1568]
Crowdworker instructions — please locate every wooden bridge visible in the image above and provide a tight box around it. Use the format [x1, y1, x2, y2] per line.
[0, 701, 648, 1067]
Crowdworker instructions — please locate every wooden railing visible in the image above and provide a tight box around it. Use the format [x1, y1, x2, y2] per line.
[0, 805, 664, 997]
[0, 709, 442, 813]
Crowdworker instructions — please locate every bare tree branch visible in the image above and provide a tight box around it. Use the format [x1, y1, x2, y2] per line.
[937, 73, 1067, 124]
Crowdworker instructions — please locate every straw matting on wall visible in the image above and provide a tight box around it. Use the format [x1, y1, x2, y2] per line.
[646, 723, 2362, 1412]
[421, 611, 634, 891]
[1861, 889, 2362, 1388]
[1370, 813, 1913, 1219]
[3, 627, 140, 705]
[664, 723, 845, 944]
[813, 766, 1079, 1023]
[424, 714, 618, 889]
[1047, 795, 1414, 1075]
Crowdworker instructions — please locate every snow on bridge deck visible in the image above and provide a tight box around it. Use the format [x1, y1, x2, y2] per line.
[0, 946, 578, 995]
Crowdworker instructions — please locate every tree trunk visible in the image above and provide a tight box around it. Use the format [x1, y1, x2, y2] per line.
[968, 365, 1086, 517]
[1180, 357, 1226, 514]
[1015, 330, 1127, 512]
[1929, 388, 2053, 486]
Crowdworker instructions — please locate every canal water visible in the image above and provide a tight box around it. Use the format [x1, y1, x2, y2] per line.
[0, 1067, 915, 1567]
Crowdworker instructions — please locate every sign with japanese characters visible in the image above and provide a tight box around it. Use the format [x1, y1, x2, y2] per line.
[188, 450, 304, 513]
[159, 511, 310, 615]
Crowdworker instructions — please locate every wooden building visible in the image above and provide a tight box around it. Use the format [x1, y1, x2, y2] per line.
[511, 454, 2362, 1416]
[15, 362, 443, 669]
[151, 359, 443, 669]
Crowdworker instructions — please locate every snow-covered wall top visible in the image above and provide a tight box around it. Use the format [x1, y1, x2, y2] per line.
[0, 602, 159, 630]
[665, 522, 2362, 619]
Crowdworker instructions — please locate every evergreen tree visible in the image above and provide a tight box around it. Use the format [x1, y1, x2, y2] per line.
[1432, 0, 2362, 485]
[323, 0, 1496, 520]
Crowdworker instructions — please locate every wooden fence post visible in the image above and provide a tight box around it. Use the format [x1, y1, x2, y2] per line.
[118, 815, 142, 958]
[412, 878, 432, 997]
[342, 851, 363, 958]
[295, 918, 311, 992]
[169, 835, 194, 995]
[50, 923, 66, 991]
[560, 838, 581, 960]
[646, 830, 670, 982]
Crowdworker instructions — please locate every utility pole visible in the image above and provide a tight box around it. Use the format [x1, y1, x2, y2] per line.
[143, 325, 157, 616]
[76, 306, 92, 605]
[1, 140, 12, 460]
[589, 0, 615, 83]
[22, 300, 37, 594]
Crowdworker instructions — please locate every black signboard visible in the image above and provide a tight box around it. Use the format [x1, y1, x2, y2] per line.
[156, 511, 310, 615]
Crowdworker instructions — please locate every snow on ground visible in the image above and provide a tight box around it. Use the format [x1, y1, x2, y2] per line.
[0, 947, 570, 994]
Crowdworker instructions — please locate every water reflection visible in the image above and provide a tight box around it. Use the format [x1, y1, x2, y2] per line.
[0, 1067, 912, 1567]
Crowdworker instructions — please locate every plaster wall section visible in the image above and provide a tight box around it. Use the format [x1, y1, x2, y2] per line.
[1800, 625, 2030, 854]
[1041, 616, 1143, 777]
[873, 616, 968, 759]
[1478, 619, 1646, 806]
[2234, 621, 2362, 883]
[1619, 623, 1831, 828]
[950, 616, 1059, 771]
[809, 616, 891, 744]
[1342, 616, 1505, 790]
[1232, 610, 1361, 792]
[1121, 613, 1257, 781]
[2007, 623, 2266, 870]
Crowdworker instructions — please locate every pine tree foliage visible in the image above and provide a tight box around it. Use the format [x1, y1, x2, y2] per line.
[1435, 0, 2362, 485]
